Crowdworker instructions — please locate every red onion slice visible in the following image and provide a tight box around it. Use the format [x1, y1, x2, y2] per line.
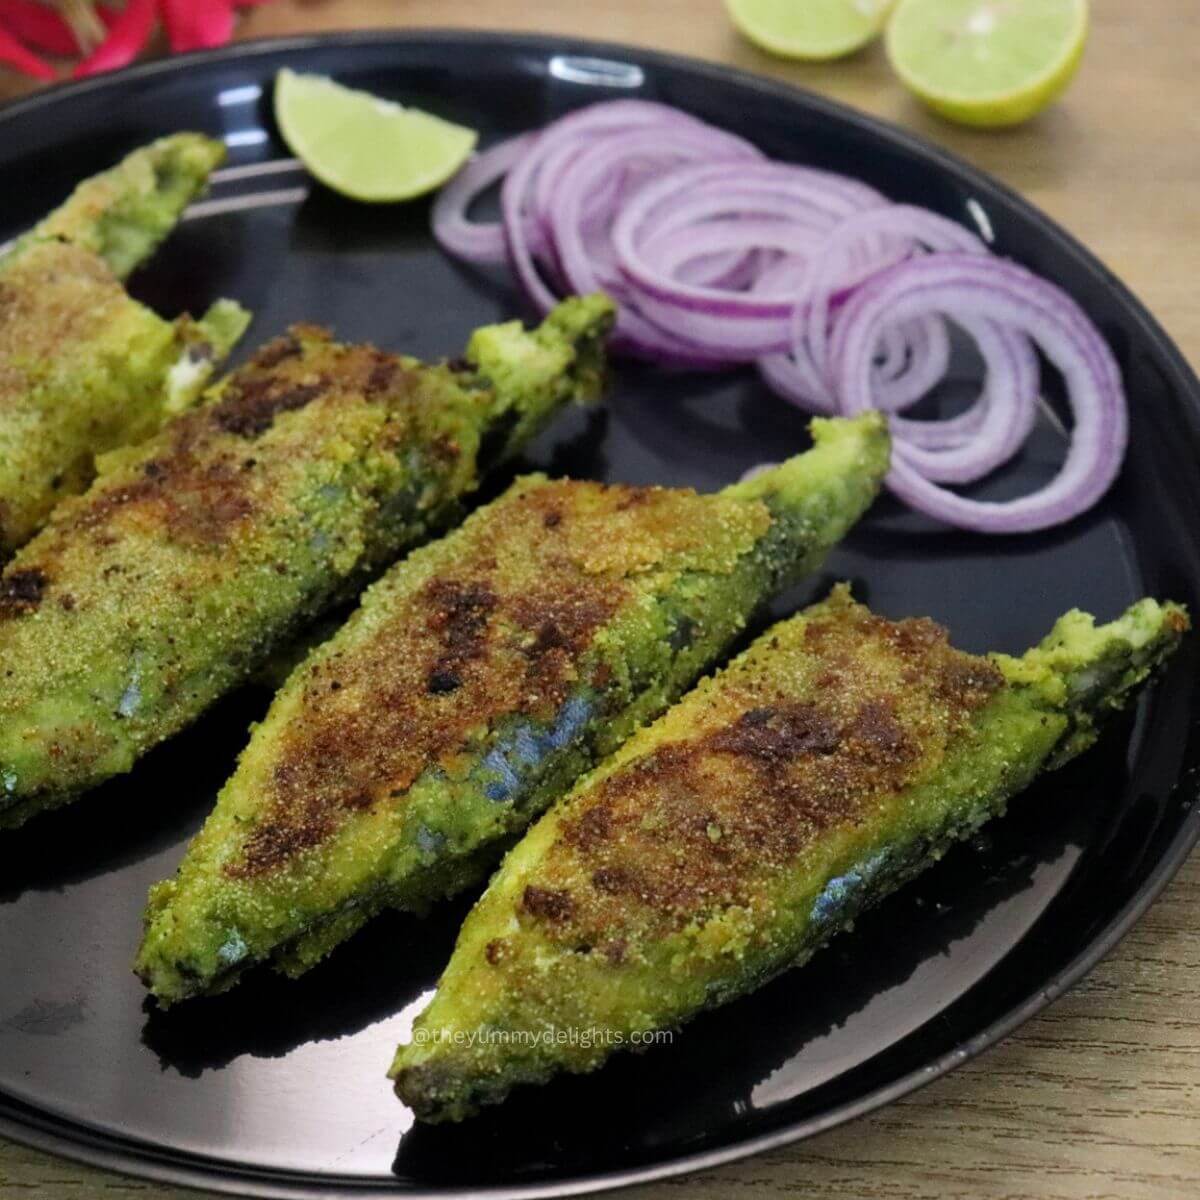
[832, 254, 1127, 533]
[612, 162, 887, 321]
[795, 206, 986, 398]
[501, 101, 710, 315]
[756, 312, 953, 418]
[526, 100, 714, 234]
[873, 315, 953, 413]
[432, 135, 534, 264]
[755, 238, 952, 418]
[431, 100, 1129, 534]
[890, 314, 1039, 485]
[639, 221, 823, 280]
[549, 127, 761, 304]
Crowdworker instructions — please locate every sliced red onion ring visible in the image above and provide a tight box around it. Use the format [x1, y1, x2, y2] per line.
[755, 240, 953, 418]
[795, 206, 986, 399]
[526, 101, 714, 235]
[500, 106, 762, 364]
[890, 313, 1039, 485]
[549, 127, 761, 304]
[432, 134, 534, 264]
[432, 99, 1129, 533]
[501, 100, 728, 316]
[762, 202, 1040, 480]
[874, 322, 912, 381]
[612, 162, 887, 321]
[874, 315, 953, 413]
[832, 254, 1126, 533]
[640, 221, 824, 280]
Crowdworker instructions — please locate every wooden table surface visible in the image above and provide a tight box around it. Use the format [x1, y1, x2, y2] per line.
[1, 2, 1197, 1197]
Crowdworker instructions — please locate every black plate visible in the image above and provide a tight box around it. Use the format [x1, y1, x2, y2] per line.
[1, 30, 1198, 1200]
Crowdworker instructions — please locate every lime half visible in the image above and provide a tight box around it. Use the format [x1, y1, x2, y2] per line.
[726, 0, 895, 61]
[274, 69, 478, 203]
[886, 0, 1089, 128]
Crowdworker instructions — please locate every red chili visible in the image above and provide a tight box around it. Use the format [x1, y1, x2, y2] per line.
[0, 20, 54, 78]
[73, 0, 156, 78]
[0, 0, 78, 56]
[160, 0, 234, 53]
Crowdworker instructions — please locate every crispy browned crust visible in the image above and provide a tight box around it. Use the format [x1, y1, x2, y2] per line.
[10, 330, 425, 577]
[392, 590, 1189, 1122]
[224, 476, 760, 878]
[500, 601, 1004, 953]
[0, 243, 127, 400]
[0, 243, 147, 551]
[205, 325, 411, 438]
[0, 327, 475, 812]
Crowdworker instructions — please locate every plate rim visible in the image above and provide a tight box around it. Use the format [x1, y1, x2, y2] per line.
[0, 26, 1197, 1199]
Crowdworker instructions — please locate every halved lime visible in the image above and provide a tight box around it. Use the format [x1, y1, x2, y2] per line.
[886, 0, 1089, 128]
[274, 69, 478, 203]
[726, 0, 895, 61]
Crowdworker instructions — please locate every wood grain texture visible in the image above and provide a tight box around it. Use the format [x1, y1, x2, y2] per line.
[1, 2, 1197, 1197]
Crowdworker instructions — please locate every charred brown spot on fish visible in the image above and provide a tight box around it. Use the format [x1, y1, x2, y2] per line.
[709, 704, 842, 761]
[522, 886, 575, 923]
[427, 669, 463, 695]
[366, 358, 399, 395]
[0, 568, 49, 617]
[251, 333, 304, 370]
[213, 378, 328, 438]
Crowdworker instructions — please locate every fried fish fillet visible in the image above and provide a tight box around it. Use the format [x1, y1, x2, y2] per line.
[0, 295, 614, 830]
[0, 134, 248, 555]
[390, 587, 1188, 1121]
[12, 132, 224, 278]
[134, 414, 890, 1004]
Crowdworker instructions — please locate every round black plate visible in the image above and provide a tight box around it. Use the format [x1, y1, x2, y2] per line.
[1, 30, 1198, 1200]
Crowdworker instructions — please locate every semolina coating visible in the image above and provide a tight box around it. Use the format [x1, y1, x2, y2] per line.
[390, 588, 1188, 1121]
[0, 295, 615, 830]
[134, 413, 891, 1004]
[12, 132, 226, 279]
[0, 134, 246, 555]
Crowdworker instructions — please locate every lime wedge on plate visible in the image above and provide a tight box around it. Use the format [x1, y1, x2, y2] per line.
[726, 0, 895, 61]
[274, 69, 478, 202]
[886, 0, 1089, 127]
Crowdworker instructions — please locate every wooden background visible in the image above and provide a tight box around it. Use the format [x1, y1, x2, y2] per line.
[1, 2, 1197, 1197]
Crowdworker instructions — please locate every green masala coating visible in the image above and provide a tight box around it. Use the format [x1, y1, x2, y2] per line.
[12, 132, 226, 279]
[134, 413, 891, 1004]
[0, 295, 615, 830]
[0, 134, 250, 555]
[390, 587, 1188, 1121]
